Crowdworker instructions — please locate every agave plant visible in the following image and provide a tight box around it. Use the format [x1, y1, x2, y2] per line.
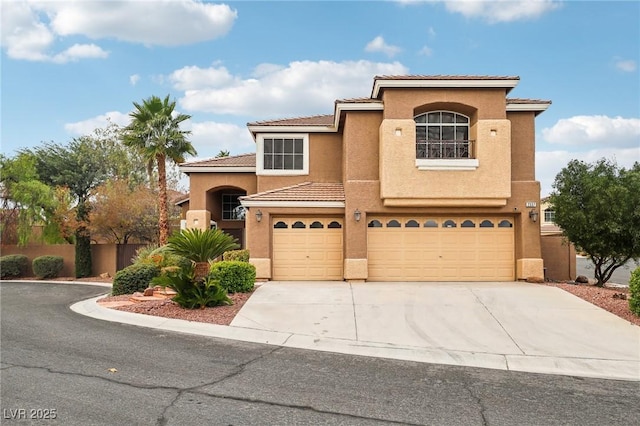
[166, 228, 239, 263]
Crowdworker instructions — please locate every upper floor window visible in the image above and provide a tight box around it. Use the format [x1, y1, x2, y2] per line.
[415, 111, 472, 159]
[544, 208, 555, 223]
[257, 134, 309, 175]
[222, 194, 245, 220]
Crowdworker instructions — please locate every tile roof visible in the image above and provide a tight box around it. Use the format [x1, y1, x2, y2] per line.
[248, 114, 334, 127]
[374, 74, 520, 81]
[180, 153, 256, 167]
[240, 182, 345, 202]
[335, 97, 382, 104]
[507, 98, 552, 104]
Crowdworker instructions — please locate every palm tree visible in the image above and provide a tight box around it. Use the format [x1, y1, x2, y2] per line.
[122, 95, 196, 245]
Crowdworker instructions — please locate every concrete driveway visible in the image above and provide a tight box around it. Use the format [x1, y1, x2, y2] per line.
[229, 281, 640, 381]
[75, 280, 640, 381]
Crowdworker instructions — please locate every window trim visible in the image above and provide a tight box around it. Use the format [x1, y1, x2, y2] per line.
[414, 111, 478, 171]
[256, 133, 309, 176]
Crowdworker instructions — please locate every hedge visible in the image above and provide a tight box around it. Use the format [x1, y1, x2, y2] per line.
[629, 267, 640, 316]
[210, 260, 256, 293]
[0, 254, 29, 279]
[32, 256, 64, 279]
[112, 264, 160, 296]
[222, 249, 250, 262]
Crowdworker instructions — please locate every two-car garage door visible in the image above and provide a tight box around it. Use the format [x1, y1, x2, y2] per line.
[367, 217, 515, 281]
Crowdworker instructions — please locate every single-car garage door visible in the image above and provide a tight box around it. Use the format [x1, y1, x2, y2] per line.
[272, 217, 343, 280]
[368, 217, 514, 281]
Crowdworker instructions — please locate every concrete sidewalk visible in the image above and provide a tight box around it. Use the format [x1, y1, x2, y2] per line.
[73, 281, 640, 381]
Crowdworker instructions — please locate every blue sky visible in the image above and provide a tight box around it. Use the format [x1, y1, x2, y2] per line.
[1, 0, 639, 195]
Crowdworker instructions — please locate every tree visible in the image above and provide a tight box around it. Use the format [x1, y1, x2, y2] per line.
[122, 95, 196, 246]
[215, 149, 230, 158]
[26, 136, 114, 277]
[549, 159, 640, 286]
[89, 179, 159, 244]
[0, 153, 61, 245]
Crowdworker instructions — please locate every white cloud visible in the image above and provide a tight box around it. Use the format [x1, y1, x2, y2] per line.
[52, 43, 109, 63]
[615, 59, 637, 72]
[129, 74, 140, 86]
[188, 121, 255, 158]
[365, 36, 402, 57]
[536, 148, 640, 196]
[176, 60, 409, 117]
[48, 0, 236, 46]
[419, 0, 560, 23]
[419, 45, 433, 56]
[169, 65, 236, 91]
[1, 0, 236, 62]
[65, 111, 131, 135]
[542, 115, 640, 148]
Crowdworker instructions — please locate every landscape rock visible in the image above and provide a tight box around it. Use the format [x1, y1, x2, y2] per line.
[99, 272, 111, 279]
[575, 275, 589, 284]
[143, 287, 155, 296]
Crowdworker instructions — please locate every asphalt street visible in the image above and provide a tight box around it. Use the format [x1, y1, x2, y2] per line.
[1, 281, 638, 425]
[575, 256, 638, 286]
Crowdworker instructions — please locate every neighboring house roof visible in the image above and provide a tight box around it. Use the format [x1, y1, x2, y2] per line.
[240, 182, 345, 208]
[179, 153, 256, 173]
[174, 194, 190, 206]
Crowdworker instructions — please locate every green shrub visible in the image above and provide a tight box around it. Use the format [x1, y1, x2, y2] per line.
[32, 256, 64, 279]
[629, 266, 640, 316]
[223, 249, 250, 262]
[210, 260, 256, 293]
[152, 264, 231, 309]
[167, 228, 239, 263]
[0, 254, 29, 279]
[133, 245, 191, 270]
[112, 264, 160, 296]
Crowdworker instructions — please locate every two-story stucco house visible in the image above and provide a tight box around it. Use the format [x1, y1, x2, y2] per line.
[179, 75, 551, 282]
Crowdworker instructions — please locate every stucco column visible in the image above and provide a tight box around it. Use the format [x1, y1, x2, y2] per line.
[185, 210, 211, 231]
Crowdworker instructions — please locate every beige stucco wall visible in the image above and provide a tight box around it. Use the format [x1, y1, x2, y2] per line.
[541, 235, 576, 281]
[509, 111, 536, 181]
[379, 118, 511, 206]
[381, 88, 508, 120]
[188, 173, 257, 211]
[257, 133, 343, 193]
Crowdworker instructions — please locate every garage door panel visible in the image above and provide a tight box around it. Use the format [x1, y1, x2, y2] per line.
[368, 216, 514, 282]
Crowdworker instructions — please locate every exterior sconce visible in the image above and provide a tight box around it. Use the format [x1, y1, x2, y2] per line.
[193, 218, 199, 226]
[490, 129, 497, 137]
[255, 209, 263, 222]
[354, 209, 362, 222]
[529, 209, 539, 223]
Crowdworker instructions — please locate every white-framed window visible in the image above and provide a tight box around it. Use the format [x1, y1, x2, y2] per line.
[256, 134, 309, 175]
[222, 194, 245, 220]
[544, 208, 555, 223]
[414, 111, 478, 170]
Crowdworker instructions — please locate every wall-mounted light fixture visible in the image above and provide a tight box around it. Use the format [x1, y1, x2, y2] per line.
[529, 209, 539, 223]
[193, 218, 199, 226]
[256, 209, 263, 222]
[395, 128, 402, 136]
[490, 129, 497, 137]
[354, 209, 361, 222]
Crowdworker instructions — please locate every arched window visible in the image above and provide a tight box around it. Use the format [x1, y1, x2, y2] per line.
[405, 220, 420, 228]
[415, 111, 472, 159]
[498, 220, 513, 228]
[461, 220, 475, 228]
[443, 220, 457, 228]
[387, 220, 401, 228]
[327, 221, 342, 229]
[274, 221, 288, 229]
[424, 220, 438, 228]
[479, 220, 494, 228]
[292, 221, 306, 229]
[368, 220, 382, 228]
[310, 221, 324, 228]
